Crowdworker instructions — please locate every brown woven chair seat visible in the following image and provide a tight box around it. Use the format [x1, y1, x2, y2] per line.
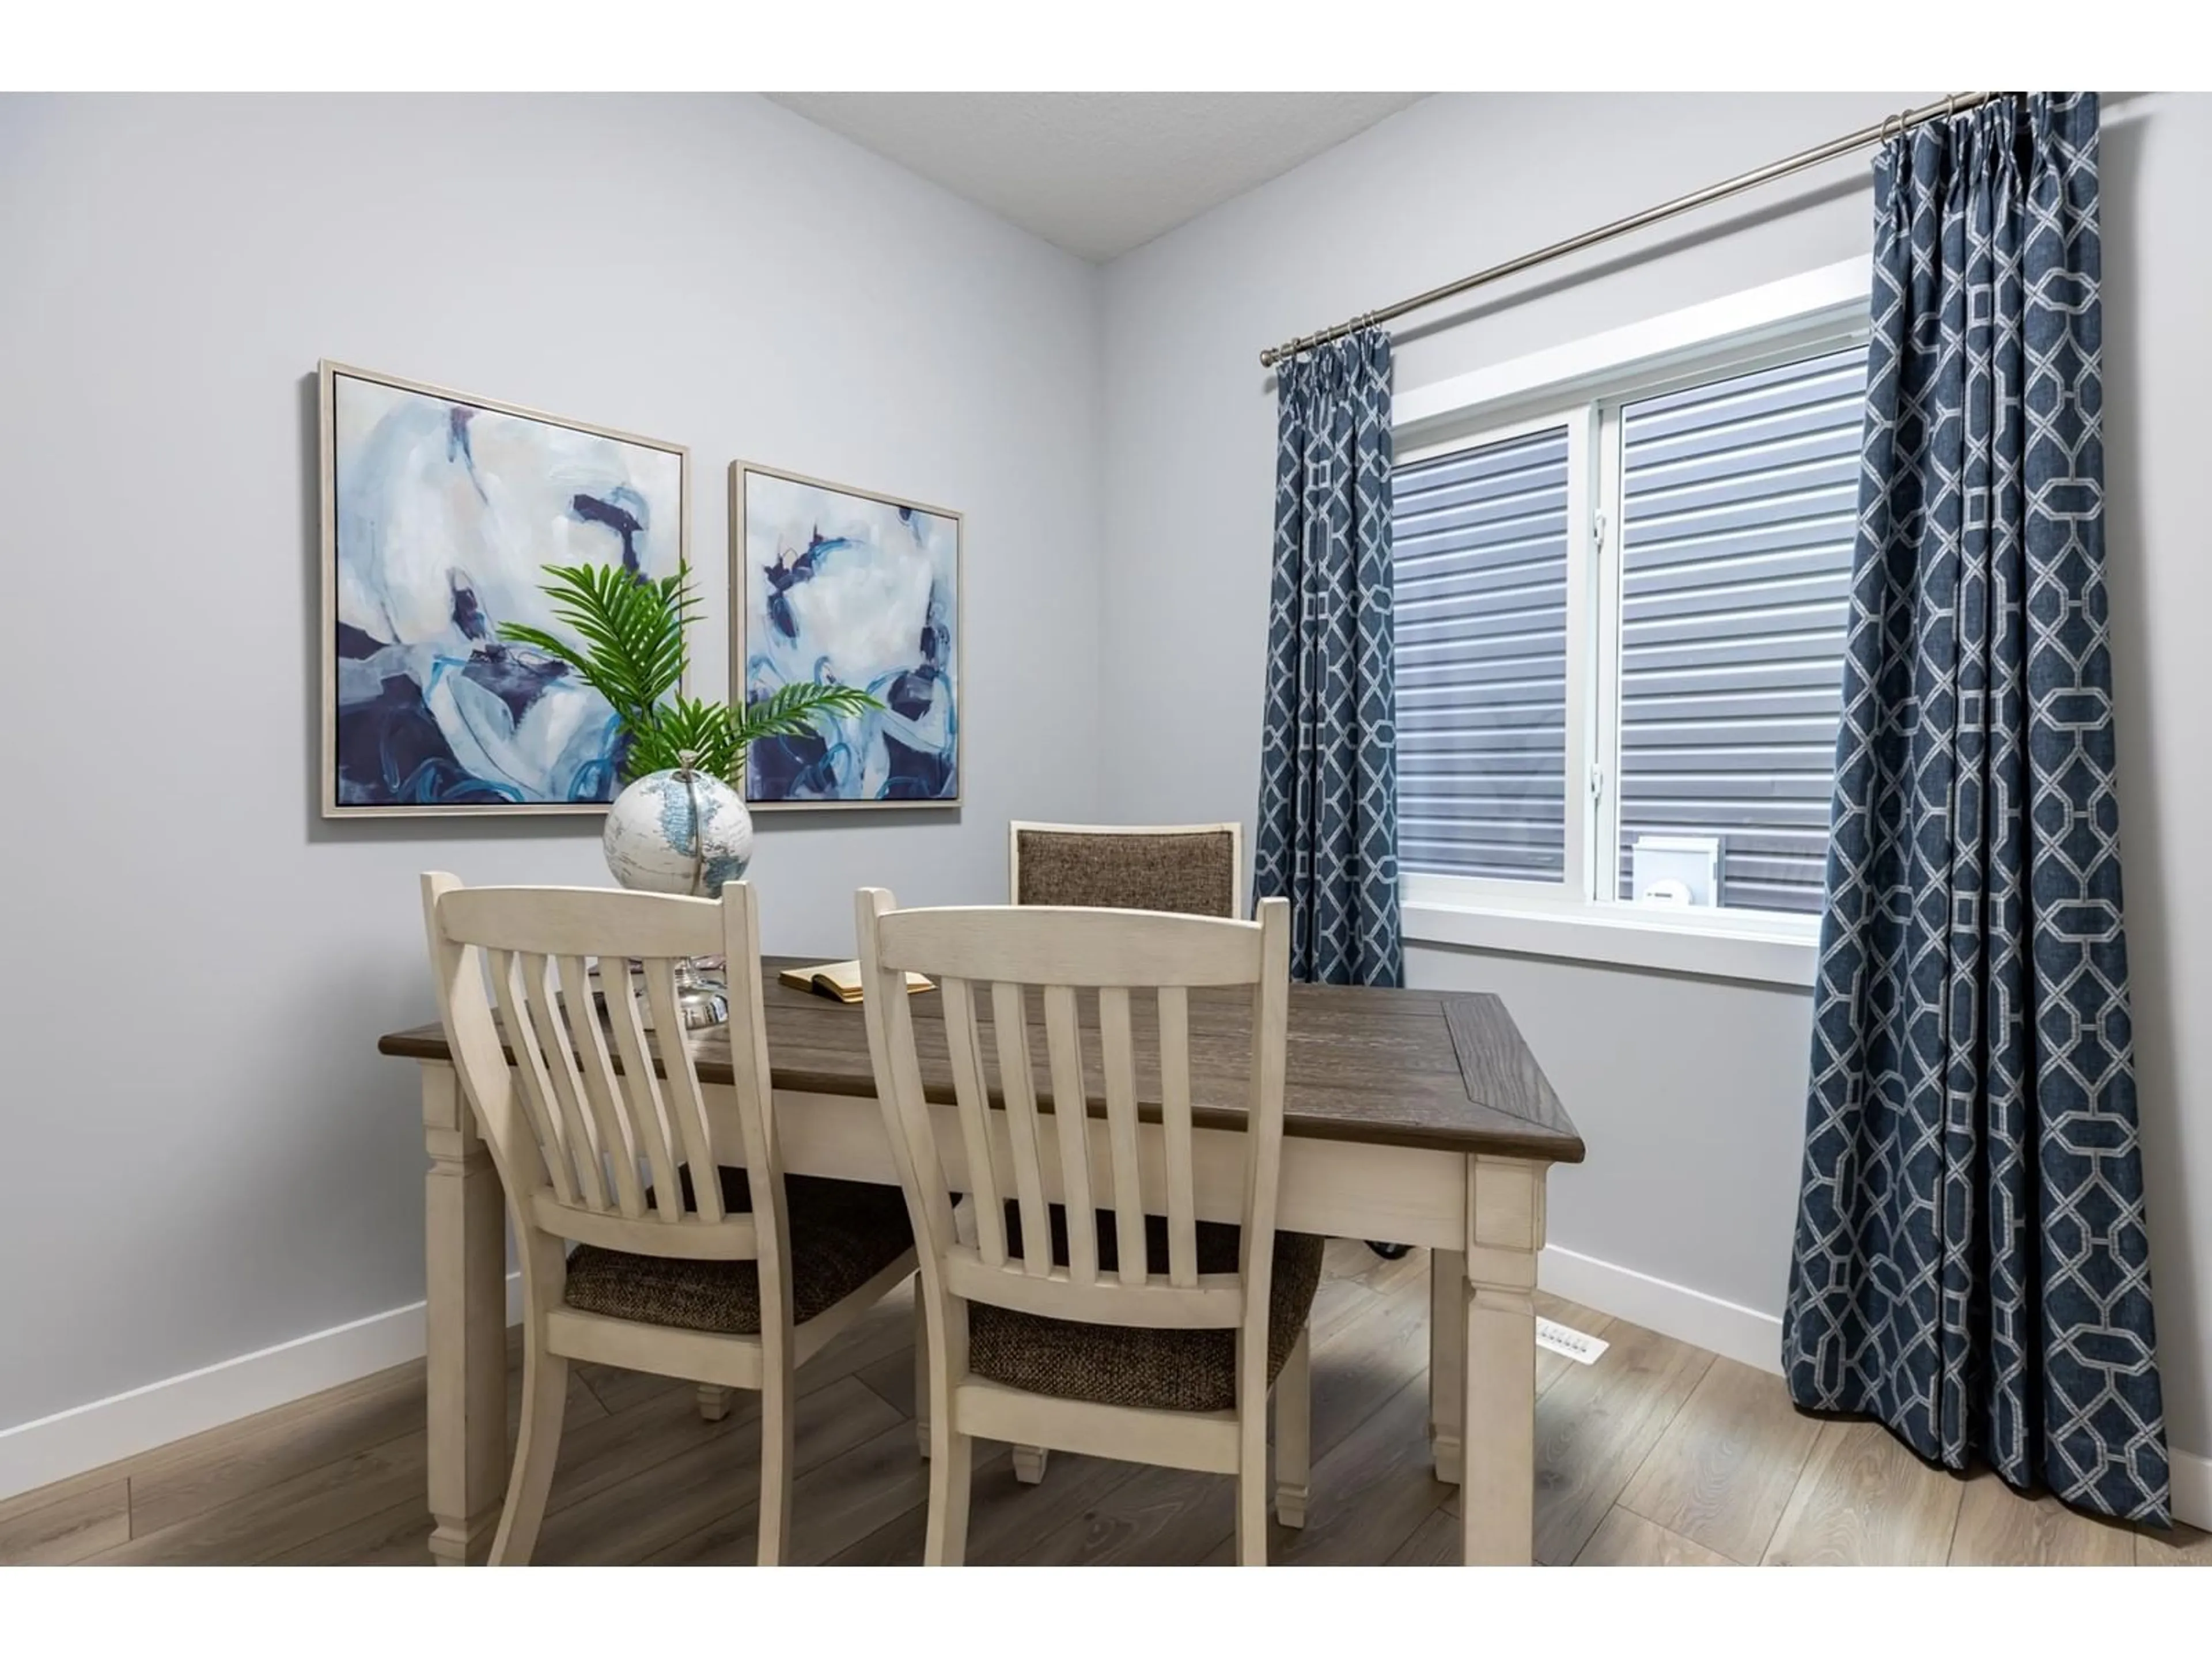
[967, 1205, 1324, 1414]
[563, 1170, 912, 1336]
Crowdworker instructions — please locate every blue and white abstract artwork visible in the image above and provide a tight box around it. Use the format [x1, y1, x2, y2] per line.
[323, 365, 687, 815]
[738, 465, 961, 807]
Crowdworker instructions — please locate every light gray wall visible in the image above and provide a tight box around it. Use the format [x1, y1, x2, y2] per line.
[1097, 91, 2212, 1460]
[0, 93, 1103, 1428]
[1404, 948, 1813, 1319]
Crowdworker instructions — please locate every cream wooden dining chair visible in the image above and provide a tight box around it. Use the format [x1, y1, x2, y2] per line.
[1002, 820, 1257, 1487]
[1008, 820, 1245, 918]
[854, 889, 1319, 1565]
[420, 874, 918, 1565]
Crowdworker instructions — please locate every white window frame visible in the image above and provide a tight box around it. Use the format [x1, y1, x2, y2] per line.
[1393, 259, 1872, 990]
[1395, 403, 1597, 905]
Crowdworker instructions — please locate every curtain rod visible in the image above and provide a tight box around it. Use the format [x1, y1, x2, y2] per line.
[1259, 91, 2008, 370]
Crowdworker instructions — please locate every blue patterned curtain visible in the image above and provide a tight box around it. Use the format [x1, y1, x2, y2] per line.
[1254, 330, 1402, 985]
[1785, 93, 2168, 1524]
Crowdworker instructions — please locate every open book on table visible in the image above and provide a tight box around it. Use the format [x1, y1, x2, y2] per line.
[777, 960, 934, 1004]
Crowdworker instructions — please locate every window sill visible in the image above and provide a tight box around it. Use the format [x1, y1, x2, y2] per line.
[1402, 898, 1817, 990]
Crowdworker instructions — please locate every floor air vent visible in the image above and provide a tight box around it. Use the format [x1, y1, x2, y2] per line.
[1535, 1318, 1608, 1365]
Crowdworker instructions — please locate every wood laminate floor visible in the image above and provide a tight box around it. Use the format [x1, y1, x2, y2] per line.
[5, 1243, 2202, 1568]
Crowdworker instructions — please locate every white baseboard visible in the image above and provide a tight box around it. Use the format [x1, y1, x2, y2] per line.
[1538, 1241, 2211, 1531]
[1540, 1242, 1785, 1376]
[2172, 1448, 2212, 1533]
[0, 1273, 523, 1507]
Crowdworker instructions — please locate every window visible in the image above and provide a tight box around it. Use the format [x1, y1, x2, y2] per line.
[1392, 268, 1868, 946]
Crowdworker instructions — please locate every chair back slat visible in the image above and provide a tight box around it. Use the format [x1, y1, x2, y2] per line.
[597, 953, 688, 1222]
[1155, 984, 1199, 1288]
[638, 957, 725, 1224]
[856, 892, 1291, 1339]
[489, 948, 582, 1207]
[554, 953, 647, 1218]
[1097, 986, 1147, 1287]
[520, 951, 609, 1210]
[939, 977, 1007, 1268]
[1041, 984, 1099, 1285]
[989, 979, 1054, 1279]
[424, 877, 769, 1259]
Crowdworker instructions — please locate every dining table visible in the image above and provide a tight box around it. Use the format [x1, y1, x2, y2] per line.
[379, 958, 1584, 1566]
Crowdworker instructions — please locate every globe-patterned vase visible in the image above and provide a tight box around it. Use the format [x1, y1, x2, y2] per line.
[602, 764, 754, 898]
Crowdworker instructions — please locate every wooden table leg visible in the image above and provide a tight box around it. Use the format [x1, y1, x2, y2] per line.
[423, 1065, 509, 1566]
[1459, 1156, 1543, 1566]
[1429, 1247, 1466, 1486]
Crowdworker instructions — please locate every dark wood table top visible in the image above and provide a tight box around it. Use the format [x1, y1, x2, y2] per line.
[381, 956, 1582, 1164]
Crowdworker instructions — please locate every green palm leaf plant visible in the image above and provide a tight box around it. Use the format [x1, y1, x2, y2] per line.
[497, 561, 881, 786]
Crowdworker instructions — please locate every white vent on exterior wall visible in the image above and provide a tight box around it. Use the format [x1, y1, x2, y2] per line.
[1629, 834, 1721, 907]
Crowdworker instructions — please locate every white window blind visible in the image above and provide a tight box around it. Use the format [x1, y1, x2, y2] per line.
[1393, 426, 1571, 881]
[1613, 347, 1866, 913]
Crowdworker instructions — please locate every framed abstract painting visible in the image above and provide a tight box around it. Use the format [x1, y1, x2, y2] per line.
[731, 462, 961, 810]
[319, 361, 690, 817]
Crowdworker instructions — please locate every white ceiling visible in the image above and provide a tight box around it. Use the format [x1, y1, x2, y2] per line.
[767, 92, 1430, 262]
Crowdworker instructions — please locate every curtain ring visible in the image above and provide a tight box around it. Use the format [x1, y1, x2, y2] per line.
[1945, 94, 1957, 123]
